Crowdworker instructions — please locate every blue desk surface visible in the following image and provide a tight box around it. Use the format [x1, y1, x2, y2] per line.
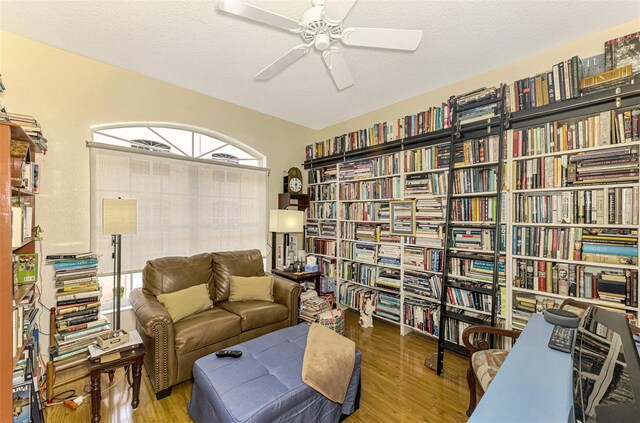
[469, 314, 573, 423]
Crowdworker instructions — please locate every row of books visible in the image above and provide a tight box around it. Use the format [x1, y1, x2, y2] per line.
[46, 252, 110, 370]
[338, 177, 402, 201]
[404, 143, 450, 172]
[405, 226, 443, 248]
[306, 221, 337, 238]
[305, 238, 336, 257]
[338, 201, 386, 222]
[13, 337, 44, 423]
[306, 31, 639, 161]
[309, 166, 337, 184]
[13, 283, 39, 357]
[513, 227, 638, 266]
[403, 271, 442, 299]
[513, 187, 639, 225]
[340, 222, 400, 244]
[338, 283, 378, 311]
[452, 136, 500, 167]
[513, 258, 638, 307]
[11, 197, 34, 249]
[451, 167, 496, 194]
[339, 153, 401, 180]
[513, 146, 639, 190]
[317, 257, 336, 295]
[403, 298, 439, 335]
[512, 109, 640, 158]
[309, 183, 336, 201]
[306, 103, 452, 160]
[447, 286, 492, 313]
[339, 261, 400, 291]
[307, 202, 336, 220]
[512, 295, 559, 330]
[449, 197, 499, 222]
[509, 56, 581, 111]
[404, 172, 447, 196]
[449, 258, 506, 282]
[403, 246, 443, 272]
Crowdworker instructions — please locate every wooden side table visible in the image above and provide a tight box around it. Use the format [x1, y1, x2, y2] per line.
[88, 345, 146, 423]
[272, 269, 323, 292]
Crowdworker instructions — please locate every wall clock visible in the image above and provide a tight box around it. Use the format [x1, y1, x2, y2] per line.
[287, 167, 303, 194]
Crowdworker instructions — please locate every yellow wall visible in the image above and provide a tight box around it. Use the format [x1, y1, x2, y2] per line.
[315, 19, 640, 140]
[0, 32, 315, 339]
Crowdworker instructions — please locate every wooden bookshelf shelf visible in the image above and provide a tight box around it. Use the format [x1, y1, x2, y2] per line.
[13, 283, 36, 305]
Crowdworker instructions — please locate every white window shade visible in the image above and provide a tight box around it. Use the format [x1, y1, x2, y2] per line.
[90, 147, 268, 275]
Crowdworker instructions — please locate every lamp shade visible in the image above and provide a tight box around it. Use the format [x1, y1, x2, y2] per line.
[269, 210, 304, 233]
[103, 198, 138, 235]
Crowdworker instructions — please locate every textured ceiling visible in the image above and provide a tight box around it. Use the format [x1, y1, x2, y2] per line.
[1, 1, 638, 129]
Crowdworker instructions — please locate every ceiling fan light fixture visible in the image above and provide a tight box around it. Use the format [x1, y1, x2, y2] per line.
[315, 33, 331, 51]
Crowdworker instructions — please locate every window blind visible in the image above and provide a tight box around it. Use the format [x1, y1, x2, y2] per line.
[90, 146, 268, 275]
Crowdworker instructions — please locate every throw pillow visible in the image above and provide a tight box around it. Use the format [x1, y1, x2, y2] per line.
[157, 284, 213, 323]
[229, 275, 274, 302]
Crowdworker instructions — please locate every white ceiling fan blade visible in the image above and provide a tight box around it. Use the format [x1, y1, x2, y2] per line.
[255, 44, 310, 80]
[218, 0, 303, 32]
[341, 27, 423, 51]
[322, 47, 354, 90]
[322, 0, 357, 25]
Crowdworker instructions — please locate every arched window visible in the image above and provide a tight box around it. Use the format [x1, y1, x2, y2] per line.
[92, 123, 266, 168]
[89, 123, 268, 310]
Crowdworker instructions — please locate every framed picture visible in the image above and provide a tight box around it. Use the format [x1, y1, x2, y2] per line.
[389, 200, 416, 236]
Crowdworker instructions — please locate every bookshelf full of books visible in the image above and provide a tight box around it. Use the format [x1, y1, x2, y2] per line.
[306, 165, 338, 294]
[508, 101, 640, 332]
[1, 118, 47, 422]
[303, 31, 640, 375]
[401, 141, 448, 338]
[336, 152, 404, 324]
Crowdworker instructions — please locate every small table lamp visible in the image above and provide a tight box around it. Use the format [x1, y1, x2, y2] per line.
[269, 210, 304, 270]
[102, 198, 137, 330]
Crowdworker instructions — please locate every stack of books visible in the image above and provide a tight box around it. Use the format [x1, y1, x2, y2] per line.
[6, 112, 48, 152]
[375, 268, 401, 291]
[299, 290, 330, 323]
[454, 87, 500, 124]
[377, 245, 401, 267]
[403, 271, 441, 300]
[46, 252, 110, 370]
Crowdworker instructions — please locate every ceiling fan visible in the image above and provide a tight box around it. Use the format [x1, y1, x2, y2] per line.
[218, 0, 423, 90]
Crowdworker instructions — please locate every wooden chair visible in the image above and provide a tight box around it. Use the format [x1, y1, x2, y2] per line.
[462, 299, 591, 417]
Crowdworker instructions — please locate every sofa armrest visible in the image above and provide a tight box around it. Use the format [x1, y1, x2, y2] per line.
[271, 275, 301, 326]
[130, 288, 177, 393]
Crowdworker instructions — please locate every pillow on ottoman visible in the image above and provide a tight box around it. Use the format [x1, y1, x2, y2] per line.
[229, 275, 273, 302]
[157, 284, 213, 322]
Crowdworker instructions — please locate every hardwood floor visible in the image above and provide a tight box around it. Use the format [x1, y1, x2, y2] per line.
[45, 311, 471, 422]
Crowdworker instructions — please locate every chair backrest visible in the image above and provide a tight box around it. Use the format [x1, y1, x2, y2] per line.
[211, 249, 265, 303]
[142, 252, 215, 298]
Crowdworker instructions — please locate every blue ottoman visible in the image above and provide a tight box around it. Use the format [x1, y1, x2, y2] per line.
[188, 324, 361, 423]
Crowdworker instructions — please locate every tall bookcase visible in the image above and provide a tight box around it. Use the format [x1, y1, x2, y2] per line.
[1, 121, 44, 421]
[307, 166, 338, 294]
[303, 82, 640, 374]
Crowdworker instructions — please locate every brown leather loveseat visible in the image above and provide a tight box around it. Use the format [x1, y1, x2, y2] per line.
[130, 249, 301, 399]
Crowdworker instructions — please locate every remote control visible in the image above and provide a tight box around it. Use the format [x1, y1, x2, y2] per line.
[548, 325, 575, 354]
[215, 349, 242, 358]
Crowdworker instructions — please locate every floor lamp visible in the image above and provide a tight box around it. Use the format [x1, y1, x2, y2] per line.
[102, 198, 137, 330]
[269, 210, 304, 270]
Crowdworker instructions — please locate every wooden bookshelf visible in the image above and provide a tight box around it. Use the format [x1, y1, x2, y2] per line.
[1, 121, 44, 422]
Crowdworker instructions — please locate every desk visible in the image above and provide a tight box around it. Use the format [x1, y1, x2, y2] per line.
[469, 314, 573, 423]
[271, 269, 323, 292]
[88, 346, 145, 423]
